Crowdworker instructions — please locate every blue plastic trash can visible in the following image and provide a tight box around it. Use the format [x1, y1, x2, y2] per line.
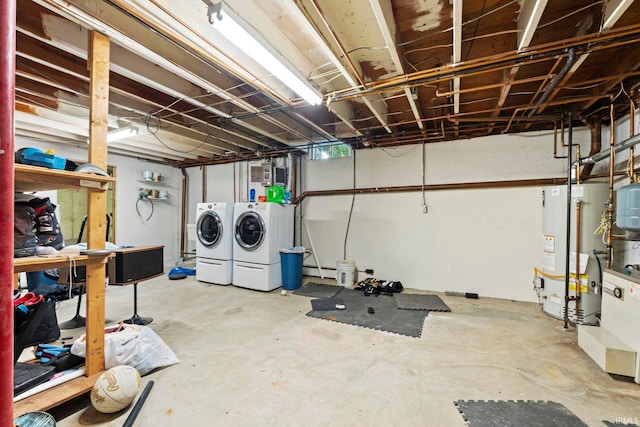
[280, 246, 305, 290]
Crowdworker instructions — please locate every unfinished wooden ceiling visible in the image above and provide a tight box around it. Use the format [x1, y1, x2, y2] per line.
[14, 0, 640, 165]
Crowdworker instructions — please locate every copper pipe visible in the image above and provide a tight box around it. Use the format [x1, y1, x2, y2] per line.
[580, 118, 601, 180]
[201, 164, 206, 203]
[575, 199, 582, 321]
[435, 75, 549, 97]
[606, 101, 616, 268]
[330, 23, 640, 102]
[292, 177, 566, 204]
[179, 167, 188, 259]
[585, 171, 627, 179]
[553, 120, 568, 159]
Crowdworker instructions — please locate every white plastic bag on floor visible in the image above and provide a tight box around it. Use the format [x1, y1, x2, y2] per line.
[71, 323, 179, 375]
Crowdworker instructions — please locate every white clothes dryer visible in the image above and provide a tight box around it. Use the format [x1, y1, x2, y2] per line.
[232, 202, 294, 291]
[196, 202, 234, 285]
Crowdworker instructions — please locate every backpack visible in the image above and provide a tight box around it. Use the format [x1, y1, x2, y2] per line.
[14, 203, 38, 257]
[28, 197, 64, 250]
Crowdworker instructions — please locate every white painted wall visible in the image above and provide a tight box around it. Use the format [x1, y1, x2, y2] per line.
[189, 129, 597, 302]
[20, 111, 640, 301]
[14, 138, 182, 267]
[298, 131, 584, 302]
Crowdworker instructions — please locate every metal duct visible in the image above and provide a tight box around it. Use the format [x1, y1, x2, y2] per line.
[528, 48, 577, 117]
[582, 133, 640, 164]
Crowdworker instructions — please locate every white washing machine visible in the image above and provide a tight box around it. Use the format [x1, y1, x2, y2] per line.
[196, 202, 234, 285]
[232, 202, 294, 291]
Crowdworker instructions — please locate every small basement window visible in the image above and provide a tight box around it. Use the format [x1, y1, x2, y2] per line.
[309, 142, 352, 160]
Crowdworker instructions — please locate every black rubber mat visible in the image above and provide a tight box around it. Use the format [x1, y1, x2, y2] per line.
[395, 293, 451, 312]
[311, 298, 345, 311]
[306, 289, 427, 338]
[293, 282, 343, 298]
[454, 400, 588, 427]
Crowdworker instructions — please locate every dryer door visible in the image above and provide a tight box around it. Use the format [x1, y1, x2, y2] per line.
[197, 211, 223, 247]
[235, 211, 265, 251]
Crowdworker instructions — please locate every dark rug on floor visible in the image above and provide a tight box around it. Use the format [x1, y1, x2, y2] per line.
[454, 400, 588, 427]
[293, 282, 343, 298]
[395, 293, 451, 312]
[311, 298, 345, 311]
[305, 289, 427, 338]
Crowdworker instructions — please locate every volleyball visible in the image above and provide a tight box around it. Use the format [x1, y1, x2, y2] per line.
[90, 365, 141, 413]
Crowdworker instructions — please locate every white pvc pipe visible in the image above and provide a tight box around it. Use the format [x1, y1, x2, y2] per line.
[303, 218, 324, 279]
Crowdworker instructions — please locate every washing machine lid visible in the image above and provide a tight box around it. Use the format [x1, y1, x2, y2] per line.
[197, 210, 223, 247]
[235, 211, 265, 251]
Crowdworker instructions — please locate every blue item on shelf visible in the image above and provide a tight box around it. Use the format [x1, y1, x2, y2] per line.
[18, 148, 66, 170]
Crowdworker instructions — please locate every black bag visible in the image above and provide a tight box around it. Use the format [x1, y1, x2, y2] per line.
[14, 299, 61, 347]
[28, 197, 64, 250]
[14, 203, 38, 257]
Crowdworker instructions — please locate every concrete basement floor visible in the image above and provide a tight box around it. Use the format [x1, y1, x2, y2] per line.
[42, 274, 640, 426]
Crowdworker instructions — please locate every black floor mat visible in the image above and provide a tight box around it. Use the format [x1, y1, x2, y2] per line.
[454, 400, 588, 427]
[395, 293, 451, 312]
[305, 289, 427, 338]
[293, 282, 343, 298]
[311, 298, 345, 311]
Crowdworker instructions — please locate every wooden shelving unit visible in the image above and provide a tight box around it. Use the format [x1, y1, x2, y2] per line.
[14, 164, 114, 192]
[12, 31, 112, 418]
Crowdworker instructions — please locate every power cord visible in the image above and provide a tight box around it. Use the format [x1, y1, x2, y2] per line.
[136, 193, 154, 221]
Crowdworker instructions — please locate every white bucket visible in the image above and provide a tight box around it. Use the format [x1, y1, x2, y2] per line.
[336, 260, 357, 287]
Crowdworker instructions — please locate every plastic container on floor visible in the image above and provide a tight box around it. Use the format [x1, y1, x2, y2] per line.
[336, 260, 356, 287]
[280, 246, 305, 290]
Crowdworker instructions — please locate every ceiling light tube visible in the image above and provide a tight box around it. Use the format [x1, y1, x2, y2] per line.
[207, 2, 323, 106]
[106, 125, 139, 143]
[518, 0, 548, 52]
[602, 0, 633, 30]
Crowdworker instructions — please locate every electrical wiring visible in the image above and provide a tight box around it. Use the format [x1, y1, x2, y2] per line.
[397, 0, 519, 48]
[143, 109, 210, 154]
[343, 150, 356, 260]
[380, 145, 419, 158]
[136, 194, 154, 221]
[533, 267, 565, 280]
[537, 1, 604, 30]
[464, 0, 487, 61]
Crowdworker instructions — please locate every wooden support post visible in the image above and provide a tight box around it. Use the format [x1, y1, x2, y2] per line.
[85, 30, 110, 376]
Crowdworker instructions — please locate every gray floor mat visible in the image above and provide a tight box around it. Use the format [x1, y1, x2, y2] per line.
[306, 289, 427, 338]
[395, 293, 451, 312]
[293, 282, 343, 298]
[454, 400, 588, 427]
[311, 298, 345, 311]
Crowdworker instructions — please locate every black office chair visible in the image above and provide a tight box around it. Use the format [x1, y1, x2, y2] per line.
[59, 214, 111, 329]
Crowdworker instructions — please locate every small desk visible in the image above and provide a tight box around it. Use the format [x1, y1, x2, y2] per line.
[108, 245, 164, 325]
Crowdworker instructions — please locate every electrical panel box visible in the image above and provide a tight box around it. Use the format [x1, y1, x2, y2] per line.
[250, 164, 287, 187]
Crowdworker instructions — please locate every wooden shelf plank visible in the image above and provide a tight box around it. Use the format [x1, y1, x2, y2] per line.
[13, 373, 102, 418]
[14, 251, 112, 273]
[14, 164, 114, 192]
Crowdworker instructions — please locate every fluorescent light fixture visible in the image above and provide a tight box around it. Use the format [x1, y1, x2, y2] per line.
[106, 125, 139, 143]
[602, 0, 633, 30]
[518, 0, 549, 52]
[207, 2, 323, 106]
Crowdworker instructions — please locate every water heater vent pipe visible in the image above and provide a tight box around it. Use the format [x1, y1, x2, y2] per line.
[581, 133, 640, 165]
